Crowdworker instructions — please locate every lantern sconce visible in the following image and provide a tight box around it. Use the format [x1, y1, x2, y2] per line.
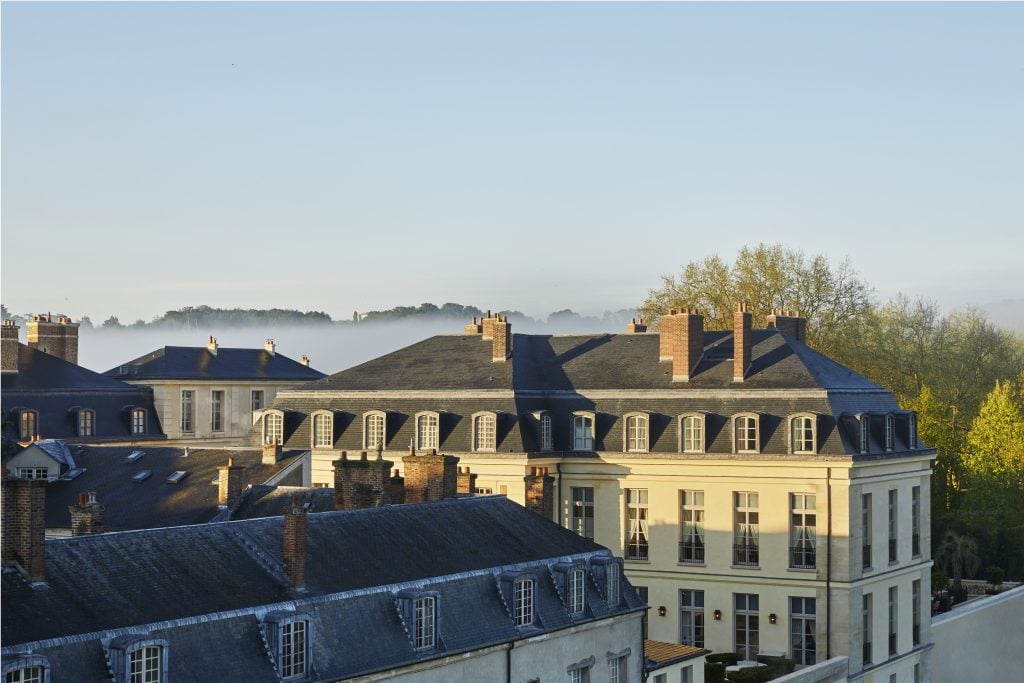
[769, 613, 778, 625]
[713, 609, 722, 621]
[658, 606, 667, 617]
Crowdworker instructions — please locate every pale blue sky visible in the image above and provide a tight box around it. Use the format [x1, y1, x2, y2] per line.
[3, 2, 1022, 323]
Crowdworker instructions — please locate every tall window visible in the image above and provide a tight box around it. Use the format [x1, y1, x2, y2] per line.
[681, 414, 704, 453]
[735, 593, 759, 660]
[364, 412, 385, 449]
[251, 390, 264, 412]
[180, 390, 194, 433]
[679, 490, 705, 564]
[908, 414, 918, 449]
[734, 492, 759, 566]
[790, 494, 817, 569]
[514, 578, 535, 627]
[608, 655, 628, 683]
[863, 594, 873, 665]
[416, 412, 439, 450]
[606, 561, 621, 607]
[130, 409, 146, 435]
[911, 486, 921, 557]
[862, 493, 873, 570]
[210, 390, 224, 432]
[885, 414, 895, 451]
[625, 414, 648, 452]
[78, 409, 95, 437]
[734, 415, 759, 453]
[569, 568, 586, 614]
[679, 589, 704, 647]
[6, 667, 44, 683]
[265, 412, 284, 444]
[573, 414, 594, 450]
[569, 667, 591, 683]
[571, 487, 595, 539]
[860, 416, 871, 453]
[888, 587, 898, 656]
[129, 646, 162, 683]
[912, 579, 921, 647]
[313, 412, 333, 448]
[888, 489, 898, 563]
[790, 415, 815, 453]
[473, 413, 496, 451]
[414, 596, 436, 649]
[790, 597, 817, 666]
[280, 620, 307, 678]
[19, 410, 38, 440]
[625, 489, 649, 561]
[539, 413, 553, 450]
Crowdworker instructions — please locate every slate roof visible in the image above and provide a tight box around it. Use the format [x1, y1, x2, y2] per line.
[230, 485, 337, 521]
[2, 497, 643, 680]
[104, 346, 326, 381]
[32, 440, 76, 468]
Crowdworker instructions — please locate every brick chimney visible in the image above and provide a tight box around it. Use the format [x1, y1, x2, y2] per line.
[264, 339, 276, 356]
[69, 491, 105, 536]
[1, 467, 47, 583]
[26, 313, 79, 365]
[1, 320, 19, 374]
[733, 302, 752, 382]
[299, 355, 310, 366]
[456, 466, 478, 495]
[492, 316, 512, 362]
[464, 316, 483, 335]
[262, 438, 283, 465]
[672, 309, 704, 382]
[481, 310, 495, 340]
[402, 448, 459, 504]
[659, 309, 679, 361]
[625, 318, 648, 334]
[207, 336, 218, 356]
[282, 496, 307, 590]
[765, 309, 807, 344]
[218, 458, 244, 508]
[333, 451, 393, 510]
[523, 466, 555, 520]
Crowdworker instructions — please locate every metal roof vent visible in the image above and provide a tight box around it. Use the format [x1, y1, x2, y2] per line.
[62, 468, 86, 481]
[167, 471, 189, 484]
[125, 450, 145, 464]
[132, 470, 152, 483]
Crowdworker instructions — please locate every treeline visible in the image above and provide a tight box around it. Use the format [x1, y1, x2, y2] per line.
[644, 244, 1024, 580]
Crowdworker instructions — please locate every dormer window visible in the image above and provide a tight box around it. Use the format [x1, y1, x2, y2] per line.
[473, 412, 497, 452]
[513, 576, 536, 627]
[606, 561, 621, 607]
[680, 413, 705, 453]
[539, 412, 553, 451]
[78, 409, 95, 437]
[129, 646, 161, 683]
[733, 414, 759, 453]
[363, 411, 386, 450]
[568, 567, 587, 614]
[885, 414, 895, 451]
[311, 410, 334, 449]
[789, 414, 817, 454]
[262, 611, 312, 680]
[2, 655, 49, 683]
[397, 589, 440, 651]
[264, 410, 284, 444]
[130, 408, 147, 435]
[280, 620, 307, 678]
[573, 412, 595, 451]
[908, 413, 918, 449]
[108, 635, 168, 683]
[859, 415, 871, 454]
[624, 413, 649, 452]
[19, 410, 38, 441]
[416, 412, 440, 450]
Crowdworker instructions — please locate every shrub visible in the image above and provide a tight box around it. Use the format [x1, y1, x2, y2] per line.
[931, 569, 950, 594]
[951, 579, 968, 604]
[985, 565, 1005, 588]
[707, 652, 742, 665]
[726, 668, 763, 683]
[706, 662, 727, 683]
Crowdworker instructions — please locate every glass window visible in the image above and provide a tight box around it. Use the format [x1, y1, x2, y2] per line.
[180, 390, 194, 433]
[682, 415, 703, 453]
[514, 578, 535, 627]
[863, 594, 873, 665]
[606, 561, 621, 607]
[571, 487, 594, 539]
[265, 412, 284, 444]
[625, 414, 648, 452]
[909, 413, 918, 449]
[734, 492, 759, 566]
[625, 489, 649, 561]
[888, 587, 898, 656]
[569, 668, 591, 683]
[679, 589, 704, 647]
[735, 415, 758, 453]
[364, 412, 385, 449]
[888, 489, 898, 563]
[414, 596, 436, 649]
[416, 413, 439, 450]
[860, 416, 870, 453]
[474, 414, 496, 451]
[251, 390, 264, 412]
[313, 413, 333, 448]
[19, 410, 37, 440]
[679, 490, 705, 565]
[911, 486, 921, 557]
[79, 409, 94, 437]
[912, 579, 921, 647]
[791, 415, 815, 453]
[539, 413, 553, 450]
[862, 493, 873, 570]
[210, 390, 224, 432]
[6, 667, 44, 683]
[608, 655, 628, 683]
[17, 467, 48, 480]
[734, 593, 760, 660]
[790, 494, 817, 569]
[280, 620, 307, 678]
[569, 568, 586, 614]
[130, 409, 146, 435]
[573, 414, 594, 450]
[129, 645, 161, 683]
[790, 597, 817, 666]
[885, 414, 895, 451]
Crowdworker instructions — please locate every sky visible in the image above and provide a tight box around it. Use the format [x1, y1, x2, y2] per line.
[2, 2, 1022, 324]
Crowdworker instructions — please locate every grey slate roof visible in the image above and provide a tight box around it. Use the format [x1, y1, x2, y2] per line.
[104, 346, 326, 381]
[230, 485, 337, 521]
[2, 497, 642, 681]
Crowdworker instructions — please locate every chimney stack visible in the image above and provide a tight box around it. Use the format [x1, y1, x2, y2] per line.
[464, 316, 483, 335]
[765, 308, 807, 344]
[1, 467, 47, 583]
[481, 310, 495, 340]
[402, 449, 459, 503]
[523, 466, 555, 520]
[1, 320, 20, 374]
[333, 450, 393, 510]
[218, 458, 244, 508]
[733, 302, 752, 382]
[299, 354, 310, 366]
[207, 336, 218, 356]
[672, 309, 704, 382]
[457, 466, 478, 495]
[387, 468, 406, 505]
[26, 313, 79, 365]
[492, 315, 512, 362]
[69, 491, 105, 536]
[625, 318, 648, 334]
[282, 496, 307, 590]
[264, 339, 276, 356]
[659, 310, 679, 361]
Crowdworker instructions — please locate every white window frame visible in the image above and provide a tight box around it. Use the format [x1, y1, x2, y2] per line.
[606, 561, 622, 607]
[78, 408, 95, 437]
[790, 493, 817, 569]
[280, 619, 308, 679]
[180, 390, 194, 434]
[862, 492, 873, 571]
[679, 413, 705, 453]
[568, 567, 587, 614]
[623, 413, 649, 453]
[210, 390, 225, 433]
[790, 596, 817, 666]
[733, 413, 759, 453]
[415, 411, 440, 451]
[570, 486, 595, 539]
[572, 411, 595, 451]
[17, 467, 48, 480]
[888, 489, 898, 563]
[789, 413, 816, 454]
[679, 589, 705, 647]
[734, 491, 759, 566]
[130, 408, 147, 435]
[539, 412, 553, 451]
[679, 490, 705, 565]
[3, 665, 46, 683]
[607, 653, 629, 683]
[311, 410, 334, 449]
[734, 593, 760, 661]
[472, 411, 497, 452]
[128, 645, 162, 683]
[363, 410, 386, 450]
[264, 410, 285, 445]
[885, 414, 895, 451]
[514, 576, 535, 627]
[859, 414, 870, 453]
[908, 413, 918, 449]
[19, 410, 38, 440]
[413, 595, 436, 649]
[624, 488, 649, 561]
[251, 389, 265, 413]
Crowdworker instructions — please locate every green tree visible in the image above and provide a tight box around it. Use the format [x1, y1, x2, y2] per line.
[962, 380, 1024, 512]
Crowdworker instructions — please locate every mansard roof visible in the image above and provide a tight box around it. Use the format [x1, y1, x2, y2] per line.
[104, 346, 326, 381]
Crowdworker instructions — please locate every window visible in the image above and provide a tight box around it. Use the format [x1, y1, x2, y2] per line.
[654, 675, 666, 683]
[624, 414, 648, 452]
[573, 413, 595, 450]
[859, 415, 870, 453]
[264, 411, 284, 444]
[862, 493, 873, 571]
[734, 414, 759, 453]
[79, 409, 95, 437]
[888, 489, 898, 563]
[129, 646, 162, 683]
[416, 412, 439, 450]
[571, 487, 595, 539]
[539, 412, 553, 450]
[888, 586, 898, 656]
[312, 412, 333, 448]
[5, 666, 44, 683]
[625, 489, 649, 561]
[912, 579, 921, 646]
[19, 410, 38, 440]
[514, 577, 535, 627]
[734, 492, 759, 566]
[790, 415, 816, 454]
[414, 596, 436, 649]
[680, 414, 704, 453]
[790, 493, 817, 569]
[363, 411, 385, 449]
[180, 390, 194, 433]
[569, 568, 587, 614]
[679, 490, 705, 564]
[863, 594, 873, 665]
[606, 561, 622, 607]
[885, 414, 895, 451]
[569, 667, 591, 683]
[280, 620, 307, 678]
[911, 486, 921, 557]
[210, 390, 224, 432]
[251, 390, 264, 412]
[735, 593, 759, 660]
[608, 654, 628, 683]
[130, 408, 146, 435]
[680, 666, 692, 683]
[908, 413, 918, 449]
[679, 589, 704, 647]
[473, 412, 496, 451]
[914, 664, 921, 683]
[791, 597, 817, 666]
[17, 467, 48, 480]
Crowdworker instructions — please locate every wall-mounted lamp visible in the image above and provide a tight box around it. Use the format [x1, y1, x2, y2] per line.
[657, 606, 667, 617]
[713, 609, 722, 621]
[769, 613, 778, 625]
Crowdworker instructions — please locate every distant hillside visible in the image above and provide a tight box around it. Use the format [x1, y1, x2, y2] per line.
[981, 299, 1024, 333]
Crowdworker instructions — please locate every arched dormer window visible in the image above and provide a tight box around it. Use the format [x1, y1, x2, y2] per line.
[679, 413, 706, 453]
[363, 410, 387, 450]
[129, 408, 147, 435]
[19, 409, 38, 441]
[415, 411, 440, 451]
[472, 411, 497, 452]
[732, 413, 760, 454]
[623, 413, 649, 453]
[2, 655, 50, 683]
[554, 561, 589, 616]
[262, 610, 313, 679]
[78, 408, 95, 437]
[908, 413, 918, 449]
[885, 414, 895, 451]
[263, 409, 285, 445]
[535, 411, 553, 451]
[858, 414, 870, 454]
[789, 413, 817, 454]
[108, 634, 169, 683]
[589, 556, 623, 608]
[311, 410, 334, 449]
[572, 411, 595, 451]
